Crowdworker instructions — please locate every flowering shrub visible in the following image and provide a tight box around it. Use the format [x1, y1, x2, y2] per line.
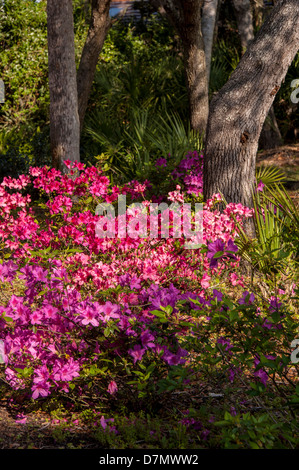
[0, 154, 298, 445]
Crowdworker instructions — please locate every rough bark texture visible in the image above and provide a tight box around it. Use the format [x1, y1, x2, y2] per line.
[77, 0, 112, 133]
[234, 0, 282, 149]
[204, 0, 299, 213]
[254, 1, 283, 149]
[232, 0, 255, 51]
[201, 0, 219, 87]
[149, 0, 209, 135]
[180, 0, 209, 134]
[47, 0, 80, 171]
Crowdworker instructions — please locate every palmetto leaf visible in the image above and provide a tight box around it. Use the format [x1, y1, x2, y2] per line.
[255, 165, 285, 186]
[231, 179, 297, 274]
[261, 183, 299, 231]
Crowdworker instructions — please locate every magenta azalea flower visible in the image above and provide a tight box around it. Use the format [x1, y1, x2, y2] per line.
[81, 307, 99, 327]
[206, 239, 225, 268]
[269, 297, 282, 313]
[238, 291, 255, 305]
[128, 345, 146, 364]
[99, 302, 119, 323]
[254, 368, 269, 386]
[155, 157, 167, 167]
[140, 330, 155, 349]
[207, 239, 238, 268]
[217, 337, 233, 351]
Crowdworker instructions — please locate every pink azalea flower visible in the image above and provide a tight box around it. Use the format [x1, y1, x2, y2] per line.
[15, 414, 27, 424]
[107, 380, 118, 395]
[200, 273, 211, 289]
[81, 307, 99, 327]
[32, 382, 51, 399]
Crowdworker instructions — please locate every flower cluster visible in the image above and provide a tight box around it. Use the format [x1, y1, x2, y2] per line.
[0, 155, 285, 403]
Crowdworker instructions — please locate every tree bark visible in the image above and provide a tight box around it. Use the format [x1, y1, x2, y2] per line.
[201, 0, 219, 88]
[254, 1, 283, 149]
[233, 0, 282, 149]
[232, 0, 255, 52]
[204, 0, 299, 213]
[77, 0, 112, 133]
[180, 0, 209, 134]
[47, 0, 80, 171]
[149, 0, 209, 135]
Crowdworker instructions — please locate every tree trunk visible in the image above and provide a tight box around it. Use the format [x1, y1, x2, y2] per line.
[180, 0, 209, 134]
[201, 0, 219, 88]
[47, 0, 80, 171]
[204, 0, 299, 213]
[233, 0, 282, 150]
[212, 0, 221, 45]
[256, 1, 283, 149]
[149, 0, 209, 135]
[83, 0, 92, 23]
[77, 0, 112, 133]
[232, 0, 255, 52]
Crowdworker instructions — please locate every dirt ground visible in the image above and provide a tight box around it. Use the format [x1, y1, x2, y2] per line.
[256, 142, 299, 203]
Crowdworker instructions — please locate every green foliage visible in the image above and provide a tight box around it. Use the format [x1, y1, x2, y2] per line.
[209, 39, 240, 95]
[83, 17, 244, 182]
[214, 411, 295, 449]
[0, 0, 49, 129]
[256, 165, 285, 187]
[0, 0, 87, 177]
[82, 18, 196, 184]
[234, 171, 298, 277]
[86, 107, 202, 184]
[0, 126, 51, 179]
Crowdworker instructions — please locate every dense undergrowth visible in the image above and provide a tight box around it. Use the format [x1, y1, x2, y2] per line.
[0, 0, 298, 450]
[0, 153, 298, 449]
[1, 0, 298, 183]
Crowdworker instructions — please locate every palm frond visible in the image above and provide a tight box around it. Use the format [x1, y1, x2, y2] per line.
[256, 166, 285, 186]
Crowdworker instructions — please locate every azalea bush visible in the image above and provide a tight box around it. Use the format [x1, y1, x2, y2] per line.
[0, 152, 298, 447]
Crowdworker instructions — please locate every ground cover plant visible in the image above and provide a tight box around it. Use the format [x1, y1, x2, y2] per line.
[0, 152, 298, 449]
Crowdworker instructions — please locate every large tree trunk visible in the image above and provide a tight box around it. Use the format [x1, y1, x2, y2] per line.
[149, 0, 209, 135]
[77, 0, 112, 133]
[201, 0, 219, 88]
[47, 0, 80, 171]
[204, 0, 299, 214]
[255, 1, 283, 149]
[180, 0, 209, 134]
[233, 0, 282, 150]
